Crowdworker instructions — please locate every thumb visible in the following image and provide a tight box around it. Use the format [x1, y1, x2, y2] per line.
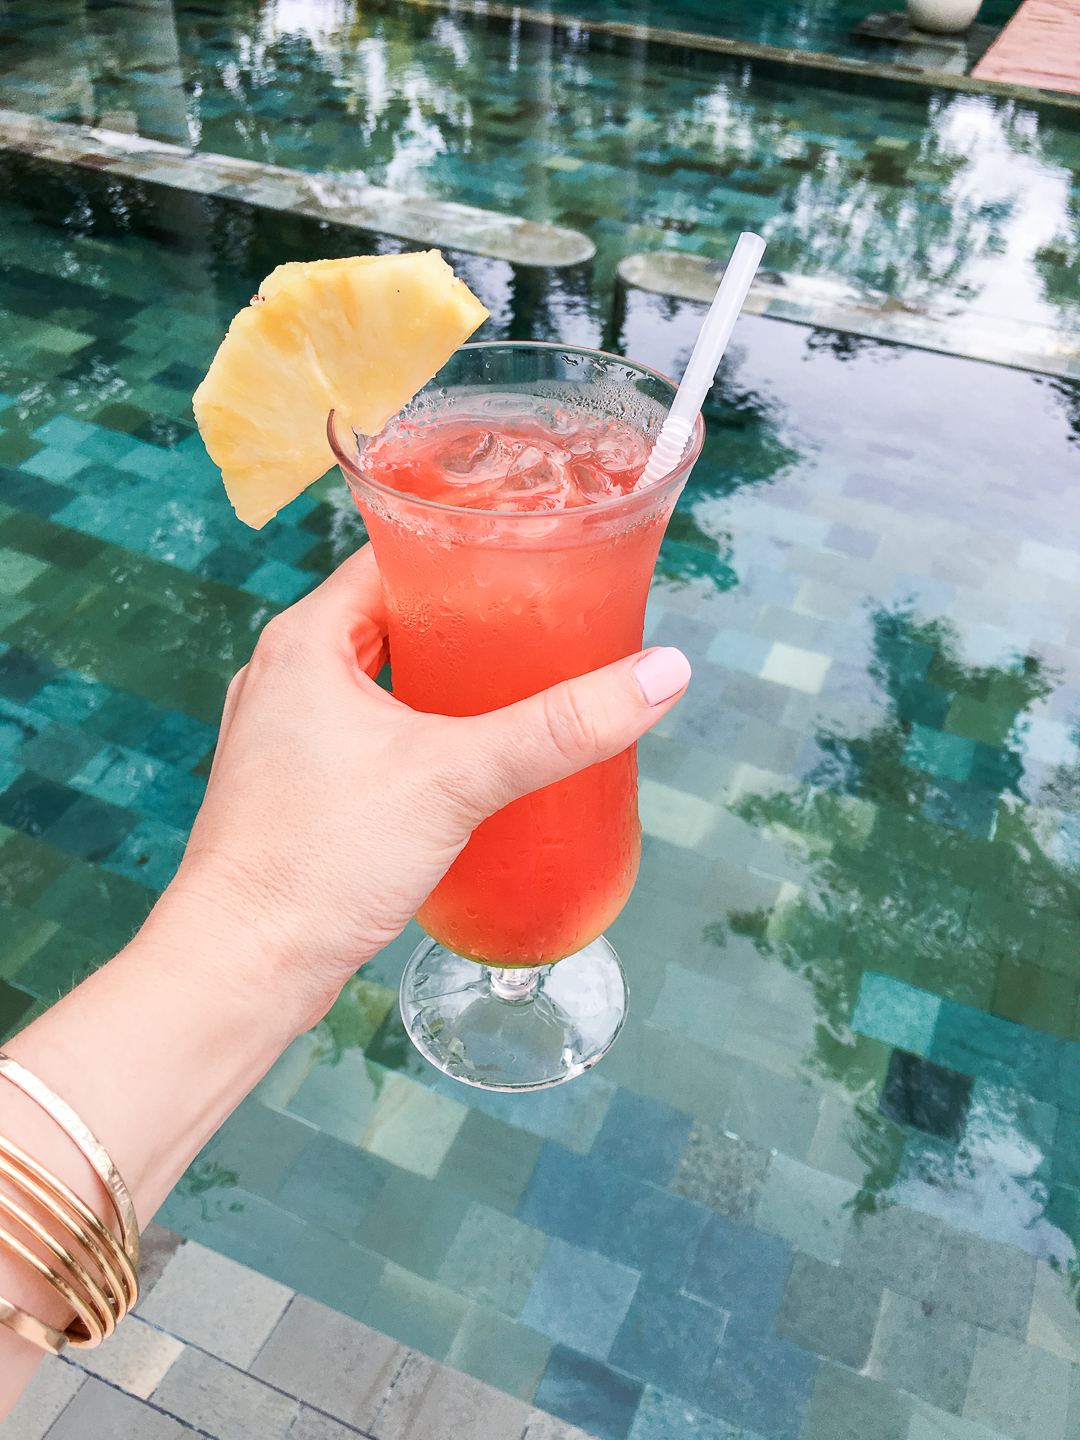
[454, 647, 691, 819]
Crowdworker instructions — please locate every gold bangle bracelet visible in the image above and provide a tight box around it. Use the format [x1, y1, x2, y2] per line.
[0, 1054, 140, 1352]
[0, 1224, 106, 1347]
[0, 1293, 68, 1353]
[0, 1138, 137, 1310]
[0, 1186, 116, 1341]
[0, 1055, 139, 1270]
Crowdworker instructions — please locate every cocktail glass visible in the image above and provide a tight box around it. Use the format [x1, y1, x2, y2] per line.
[328, 342, 704, 1090]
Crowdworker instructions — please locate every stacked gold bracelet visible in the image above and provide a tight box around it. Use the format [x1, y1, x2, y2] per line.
[0, 1054, 139, 1353]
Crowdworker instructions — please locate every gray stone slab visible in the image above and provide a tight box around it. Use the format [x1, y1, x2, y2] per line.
[137, 1225, 186, 1299]
[138, 1242, 293, 1368]
[842, 1203, 943, 1295]
[150, 1348, 298, 1440]
[286, 1407, 367, 1440]
[251, 1293, 406, 1430]
[0, 1356, 83, 1440]
[72, 1316, 184, 1400]
[43, 1377, 189, 1440]
[616, 250, 1080, 381]
[963, 1329, 1074, 1440]
[774, 1251, 883, 1369]
[866, 1288, 977, 1415]
[671, 1121, 771, 1220]
[932, 1228, 1036, 1340]
[519, 1414, 597, 1440]
[371, 1352, 531, 1440]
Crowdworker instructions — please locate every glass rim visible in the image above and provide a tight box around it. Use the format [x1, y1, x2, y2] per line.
[326, 340, 705, 521]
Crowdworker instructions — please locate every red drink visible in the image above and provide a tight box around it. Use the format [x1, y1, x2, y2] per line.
[333, 345, 703, 992]
[331, 344, 704, 1090]
[361, 408, 665, 966]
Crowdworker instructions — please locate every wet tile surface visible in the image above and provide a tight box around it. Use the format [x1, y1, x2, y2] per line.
[1, 76, 1080, 1440]
[2, 0, 1079, 357]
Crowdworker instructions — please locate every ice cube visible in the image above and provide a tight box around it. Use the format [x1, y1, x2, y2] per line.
[437, 429, 500, 478]
[570, 458, 616, 501]
[503, 446, 571, 497]
[594, 431, 647, 476]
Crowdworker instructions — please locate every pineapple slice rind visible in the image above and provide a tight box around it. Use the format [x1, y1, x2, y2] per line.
[193, 251, 489, 529]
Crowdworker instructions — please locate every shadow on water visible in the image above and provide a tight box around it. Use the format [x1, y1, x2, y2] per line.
[707, 602, 1080, 1265]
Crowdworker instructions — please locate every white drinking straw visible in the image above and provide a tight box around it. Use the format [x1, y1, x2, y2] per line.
[637, 231, 767, 488]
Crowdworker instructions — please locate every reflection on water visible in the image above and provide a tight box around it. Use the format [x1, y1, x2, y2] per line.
[715, 602, 1080, 1263]
[3, 0, 1080, 341]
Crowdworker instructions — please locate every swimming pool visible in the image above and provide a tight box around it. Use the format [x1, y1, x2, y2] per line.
[1, 134, 1080, 1437]
[3, 0, 1080, 353]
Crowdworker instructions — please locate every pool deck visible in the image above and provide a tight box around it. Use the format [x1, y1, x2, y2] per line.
[973, 0, 1080, 94]
[404, 0, 1080, 111]
[0, 110, 595, 271]
[616, 252, 1080, 382]
[4, 1225, 585, 1440]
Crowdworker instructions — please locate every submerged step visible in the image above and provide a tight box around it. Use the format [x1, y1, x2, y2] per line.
[0, 109, 595, 270]
[617, 250, 1080, 381]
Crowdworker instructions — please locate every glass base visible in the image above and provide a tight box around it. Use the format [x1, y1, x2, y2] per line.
[399, 936, 629, 1091]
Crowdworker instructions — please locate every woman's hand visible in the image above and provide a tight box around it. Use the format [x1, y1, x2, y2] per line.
[171, 543, 690, 1024]
[0, 542, 690, 1408]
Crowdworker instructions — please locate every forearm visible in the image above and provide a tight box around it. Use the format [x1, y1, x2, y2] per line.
[0, 874, 338, 1413]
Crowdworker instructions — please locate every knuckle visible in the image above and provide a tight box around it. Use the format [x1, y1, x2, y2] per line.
[542, 683, 604, 765]
[252, 613, 302, 671]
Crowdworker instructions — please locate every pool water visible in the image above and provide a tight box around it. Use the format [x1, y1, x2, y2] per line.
[1, 142, 1080, 1439]
[3, 0, 1080, 350]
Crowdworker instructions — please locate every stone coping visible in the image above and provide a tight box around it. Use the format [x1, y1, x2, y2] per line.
[401, 0, 1080, 111]
[617, 250, 1080, 382]
[0, 110, 595, 271]
[1, 1224, 594, 1440]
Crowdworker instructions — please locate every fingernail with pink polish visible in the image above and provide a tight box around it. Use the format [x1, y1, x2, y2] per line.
[633, 648, 692, 706]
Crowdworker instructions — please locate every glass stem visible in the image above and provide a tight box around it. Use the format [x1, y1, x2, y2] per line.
[488, 966, 542, 1001]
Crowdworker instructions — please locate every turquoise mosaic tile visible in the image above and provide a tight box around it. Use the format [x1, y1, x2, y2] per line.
[519, 1237, 640, 1361]
[1, 106, 1080, 1439]
[852, 974, 943, 1056]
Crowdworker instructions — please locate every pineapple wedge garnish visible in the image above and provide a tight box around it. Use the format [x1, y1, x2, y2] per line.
[193, 251, 489, 529]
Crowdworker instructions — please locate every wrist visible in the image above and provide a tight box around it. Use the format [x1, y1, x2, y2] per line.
[144, 858, 344, 1037]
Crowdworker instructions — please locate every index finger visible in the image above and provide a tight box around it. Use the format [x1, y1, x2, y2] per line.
[287, 542, 389, 666]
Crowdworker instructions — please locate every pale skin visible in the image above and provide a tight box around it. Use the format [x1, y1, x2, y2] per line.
[0, 543, 690, 1416]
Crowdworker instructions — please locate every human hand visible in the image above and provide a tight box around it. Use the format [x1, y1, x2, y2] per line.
[168, 544, 690, 1024]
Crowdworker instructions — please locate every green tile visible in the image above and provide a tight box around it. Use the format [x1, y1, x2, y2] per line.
[435, 1202, 549, 1317]
[755, 1153, 859, 1264]
[436, 1108, 545, 1215]
[445, 1305, 552, 1401]
[361, 1263, 469, 1361]
[0, 904, 58, 979]
[360, 1077, 468, 1179]
[0, 511, 105, 570]
[0, 431, 43, 467]
[14, 926, 108, 1002]
[0, 831, 71, 907]
[0, 548, 50, 597]
[211, 1096, 312, 1202]
[866, 1288, 976, 1414]
[358, 1166, 472, 1282]
[992, 961, 1078, 1040]
[288, 1049, 387, 1144]
[801, 1361, 912, 1440]
[775, 1252, 882, 1370]
[31, 861, 154, 951]
[0, 977, 35, 1038]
